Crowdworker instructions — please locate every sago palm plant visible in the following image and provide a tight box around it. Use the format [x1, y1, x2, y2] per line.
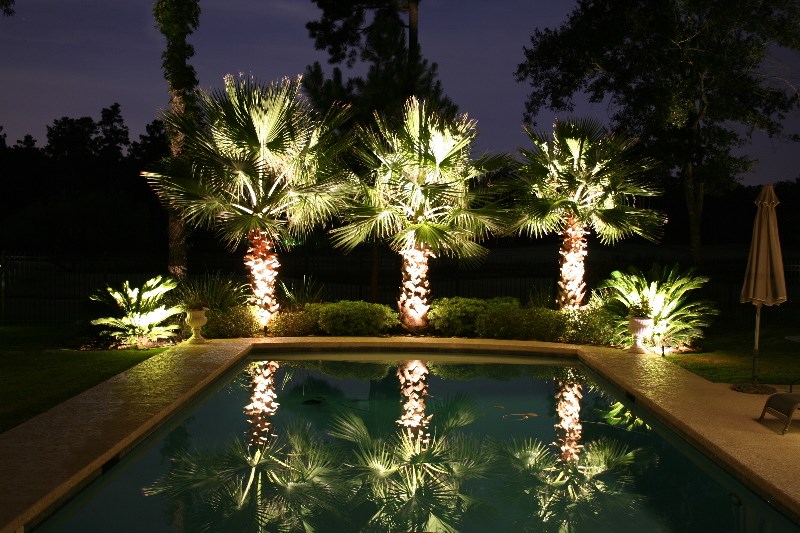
[500, 118, 666, 310]
[331, 96, 505, 332]
[90, 275, 182, 348]
[596, 264, 719, 351]
[144, 74, 353, 326]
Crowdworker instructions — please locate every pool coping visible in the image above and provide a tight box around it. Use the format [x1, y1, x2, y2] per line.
[1, 336, 798, 532]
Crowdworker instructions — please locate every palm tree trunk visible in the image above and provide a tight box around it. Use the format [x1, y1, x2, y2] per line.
[398, 245, 432, 333]
[557, 216, 588, 310]
[245, 229, 281, 327]
[166, 90, 189, 279]
[555, 380, 583, 463]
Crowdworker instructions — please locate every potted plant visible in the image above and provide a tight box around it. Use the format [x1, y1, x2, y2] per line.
[626, 298, 653, 354]
[182, 292, 209, 344]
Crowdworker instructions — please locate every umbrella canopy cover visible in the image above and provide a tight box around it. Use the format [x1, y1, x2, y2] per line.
[741, 185, 787, 307]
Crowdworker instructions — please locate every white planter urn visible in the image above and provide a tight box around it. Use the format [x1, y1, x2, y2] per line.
[627, 316, 653, 354]
[185, 308, 209, 344]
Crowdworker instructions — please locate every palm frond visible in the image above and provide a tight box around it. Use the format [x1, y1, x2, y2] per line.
[144, 74, 353, 254]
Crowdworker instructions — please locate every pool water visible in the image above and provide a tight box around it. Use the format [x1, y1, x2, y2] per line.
[37, 354, 799, 532]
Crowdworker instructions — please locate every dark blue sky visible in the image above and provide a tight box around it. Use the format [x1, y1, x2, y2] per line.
[1, 0, 797, 185]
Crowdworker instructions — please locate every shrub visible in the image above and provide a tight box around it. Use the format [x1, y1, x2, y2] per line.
[596, 264, 719, 350]
[428, 297, 488, 337]
[317, 300, 398, 336]
[267, 310, 321, 337]
[475, 299, 528, 339]
[524, 306, 568, 342]
[175, 272, 250, 311]
[172, 273, 257, 339]
[278, 276, 327, 311]
[90, 276, 183, 348]
[204, 305, 262, 339]
[562, 305, 626, 346]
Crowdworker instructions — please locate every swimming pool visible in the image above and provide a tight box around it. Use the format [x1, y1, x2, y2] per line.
[35, 353, 800, 532]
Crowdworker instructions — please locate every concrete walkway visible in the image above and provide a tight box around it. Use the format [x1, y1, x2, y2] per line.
[0, 337, 798, 532]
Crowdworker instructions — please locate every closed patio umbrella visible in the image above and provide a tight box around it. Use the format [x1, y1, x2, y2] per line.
[734, 184, 787, 394]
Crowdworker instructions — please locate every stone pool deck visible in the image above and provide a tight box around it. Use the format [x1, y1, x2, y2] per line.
[1, 336, 798, 532]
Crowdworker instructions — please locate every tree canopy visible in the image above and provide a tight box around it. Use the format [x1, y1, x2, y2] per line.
[0, 0, 14, 17]
[303, 0, 455, 129]
[515, 0, 800, 261]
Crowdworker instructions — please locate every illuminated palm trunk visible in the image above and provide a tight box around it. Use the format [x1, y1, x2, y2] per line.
[555, 380, 583, 463]
[557, 216, 588, 310]
[243, 360, 280, 447]
[244, 229, 281, 326]
[396, 360, 432, 449]
[398, 246, 432, 333]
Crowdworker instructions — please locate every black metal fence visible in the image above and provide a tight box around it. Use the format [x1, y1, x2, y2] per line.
[1, 246, 799, 324]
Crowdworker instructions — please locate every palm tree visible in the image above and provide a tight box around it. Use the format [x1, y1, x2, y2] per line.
[330, 96, 504, 332]
[504, 118, 666, 310]
[144, 75, 353, 326]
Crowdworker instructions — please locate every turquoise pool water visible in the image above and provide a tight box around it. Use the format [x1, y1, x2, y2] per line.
[37, 354, 799, 532]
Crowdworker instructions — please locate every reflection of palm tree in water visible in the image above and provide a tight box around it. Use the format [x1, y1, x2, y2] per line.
[555, 379, 583, 463]
[145, 361, 349, 531]
[396, 359, 432, 448]
[243, 360, 280, 447]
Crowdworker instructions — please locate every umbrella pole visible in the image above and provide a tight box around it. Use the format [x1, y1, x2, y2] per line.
[752, 304, 761, 384]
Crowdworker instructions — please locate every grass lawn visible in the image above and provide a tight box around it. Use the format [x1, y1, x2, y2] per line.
[667, 317, 800, 386]
[0, 324, 164, 433]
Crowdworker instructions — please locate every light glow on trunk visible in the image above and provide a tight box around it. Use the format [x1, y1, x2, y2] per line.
[244, 229, 280, 326]
[557, 216, 588, 310]
[398, 246, 433, 333]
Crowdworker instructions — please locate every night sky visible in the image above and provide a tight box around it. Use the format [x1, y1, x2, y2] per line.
[1, 0, 798, 185]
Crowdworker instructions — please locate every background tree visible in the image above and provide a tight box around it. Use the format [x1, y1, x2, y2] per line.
[0, 105, 166, 255]
[153, 0, 201, 278]
[515, 0, 800, 263]
[128, 119, 170, 168]
[306, 0, 427, 100]
[304, 0, 454, 128]
[501, 118, 665, 310]
[0, 0, 14, 17]
[95, 102, 130, 166]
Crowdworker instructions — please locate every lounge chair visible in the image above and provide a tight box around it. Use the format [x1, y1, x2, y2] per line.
[759, 392, 800, 435]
